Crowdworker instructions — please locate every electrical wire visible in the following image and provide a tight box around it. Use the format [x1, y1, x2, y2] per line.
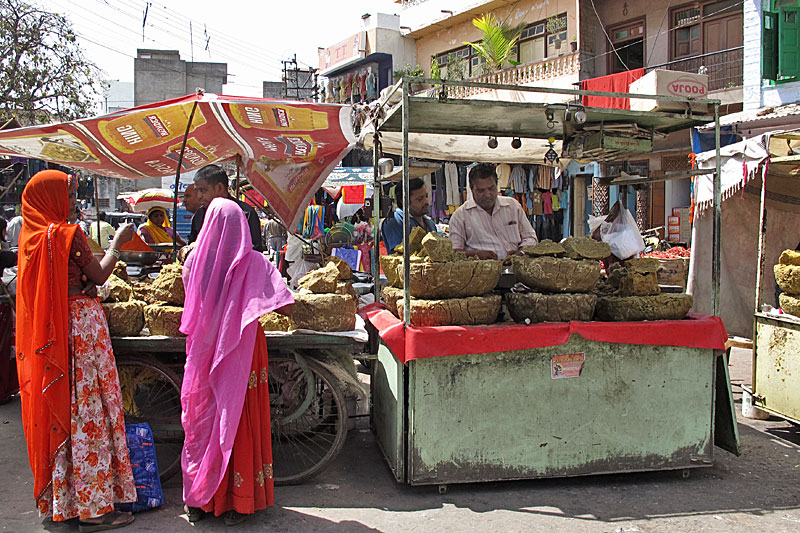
[589, 0, 628, 70]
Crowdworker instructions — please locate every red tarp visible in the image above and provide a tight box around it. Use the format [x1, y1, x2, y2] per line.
[580, 68, 646, 109]
[360, 303, 728, 364]
[0, 93, 355, 229]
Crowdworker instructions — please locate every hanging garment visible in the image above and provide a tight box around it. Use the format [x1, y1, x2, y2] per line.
[542, 191, 553, 215]
[538, 166, 552, 190]
[510, 165, 527, 193]
[552, 192, 561, 212]
[552, 166, 563, 190]
[526, 165, 539, 191]
[342, 185, 366, 204]
[444, 163, 460, 206]
[579, 68, 646, 109]
[496, 163, 512, 190]
[531, 190, 544, 216]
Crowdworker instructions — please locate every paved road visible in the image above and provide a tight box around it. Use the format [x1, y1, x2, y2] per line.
[1, 347, 799, 532]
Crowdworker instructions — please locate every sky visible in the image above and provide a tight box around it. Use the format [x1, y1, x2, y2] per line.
[41, 0, 401, 101]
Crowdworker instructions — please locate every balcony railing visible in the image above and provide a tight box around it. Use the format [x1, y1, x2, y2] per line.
[448, 51, 581, 99]
[651, 46, 743, 92]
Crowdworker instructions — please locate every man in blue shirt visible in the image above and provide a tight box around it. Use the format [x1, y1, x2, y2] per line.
[382, 177, 437, 252]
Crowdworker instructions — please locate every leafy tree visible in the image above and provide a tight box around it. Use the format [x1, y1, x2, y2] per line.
[0, 0, 100, 125]
[464, 13, 526, 73]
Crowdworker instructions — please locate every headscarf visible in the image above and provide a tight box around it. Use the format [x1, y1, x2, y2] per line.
[16, 170, 80, 502]
[138, 206, 172, 243]
[179, 197, 293, 506]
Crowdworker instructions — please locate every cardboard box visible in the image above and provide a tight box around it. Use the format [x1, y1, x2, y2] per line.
[629, 70, 709, 113]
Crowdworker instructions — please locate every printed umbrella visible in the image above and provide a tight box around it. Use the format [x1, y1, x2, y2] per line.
[0, 91, 355, 228]
[119, 188, 178, 213]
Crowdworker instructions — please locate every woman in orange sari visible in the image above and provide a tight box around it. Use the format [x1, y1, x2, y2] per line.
[16, 170, 138, 531]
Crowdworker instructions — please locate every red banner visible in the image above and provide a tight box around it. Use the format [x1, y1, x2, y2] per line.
[0, 93, 355, 228]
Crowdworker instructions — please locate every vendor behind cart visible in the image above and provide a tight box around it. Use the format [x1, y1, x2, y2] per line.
[381, 177, 436, 252]
[139, 206, 186, 246]
[449, 163, 538, 260]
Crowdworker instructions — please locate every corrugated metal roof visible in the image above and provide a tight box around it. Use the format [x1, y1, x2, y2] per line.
[698, 102, 800, 130]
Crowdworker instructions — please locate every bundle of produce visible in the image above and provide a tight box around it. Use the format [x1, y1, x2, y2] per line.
[143, 303, 184, 336]
[776, 250, 800, 315]
[102, 300, 145, 337]
[643, 246, 691, 259]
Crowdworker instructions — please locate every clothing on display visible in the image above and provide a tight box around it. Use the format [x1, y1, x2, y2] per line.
[444, 163, 460, 206]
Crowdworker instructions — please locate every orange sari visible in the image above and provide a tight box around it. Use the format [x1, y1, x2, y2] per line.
[16, 170, 80, 505]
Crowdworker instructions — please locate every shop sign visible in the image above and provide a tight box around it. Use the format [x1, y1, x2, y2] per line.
[319, 32, 367, 72]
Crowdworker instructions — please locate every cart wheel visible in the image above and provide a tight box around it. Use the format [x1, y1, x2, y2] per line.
[269, 355, 347, 485]
[116, 355, 183, 483]
[681, 469, 691, 479]
[438, 484, 448, 495]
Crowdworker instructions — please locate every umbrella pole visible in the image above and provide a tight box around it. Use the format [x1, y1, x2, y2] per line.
[93, 176, 102, 247]
[172, 101, 199, 259]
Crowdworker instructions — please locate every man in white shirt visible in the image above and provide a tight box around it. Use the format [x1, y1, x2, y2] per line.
[448, 163, 538, 261]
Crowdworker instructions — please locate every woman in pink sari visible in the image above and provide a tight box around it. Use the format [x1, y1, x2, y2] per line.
[179, 198, 294, 526]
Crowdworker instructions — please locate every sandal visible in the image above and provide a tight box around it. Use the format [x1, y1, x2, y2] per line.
[223, 510, 250, 527]
[184, 505, 206, 523]
[78, 511, 134, 532]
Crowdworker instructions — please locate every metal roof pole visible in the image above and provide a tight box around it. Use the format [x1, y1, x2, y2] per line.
[402, 79, 411, 327]
[712, 103, 722, 316]
[372, 134, 381, 304]
[753, 157, 768, 391]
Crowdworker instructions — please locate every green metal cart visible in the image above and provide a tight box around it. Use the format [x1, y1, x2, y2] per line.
[372, 333, 739, 490]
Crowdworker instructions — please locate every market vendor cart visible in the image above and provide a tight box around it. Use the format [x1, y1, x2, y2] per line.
[359, 77, 738, 490]
[365, 306, 739, 490]
[747, 131, 800, 424]
[111, 331, 368, 485]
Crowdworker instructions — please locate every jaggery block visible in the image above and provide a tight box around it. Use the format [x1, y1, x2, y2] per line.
[594, 294, 694, 321]
[149, 262, 185, 305]
[775, 264, 800, 295]
[298, 261, 340, 294]
[506, 293, 597, 323]
[562, 236, 611, 260]
[779, 250, 800, 266]
[102, 300, 145, 336]
[513, 256, 601, 293]
[521, 239, 566, 257]
[105, 274, 133, 303]
[397, 294, 501, 327]
[421, 233, 455, 262]
[259, 311, 296, 332]
[292, 293, 357, 331]
[326, 255, 352, 280]
[143, 304, 184, 336]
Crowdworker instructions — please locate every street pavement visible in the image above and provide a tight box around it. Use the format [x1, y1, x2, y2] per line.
[2, 347, 799, 532]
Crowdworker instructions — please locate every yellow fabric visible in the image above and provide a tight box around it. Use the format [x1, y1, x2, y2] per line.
[139, 206, 172, 243]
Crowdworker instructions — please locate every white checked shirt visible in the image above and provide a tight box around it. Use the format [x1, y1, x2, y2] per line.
[448, 196, 538, 259]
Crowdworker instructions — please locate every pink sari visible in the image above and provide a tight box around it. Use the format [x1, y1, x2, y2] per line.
[179, 198, 293, 507]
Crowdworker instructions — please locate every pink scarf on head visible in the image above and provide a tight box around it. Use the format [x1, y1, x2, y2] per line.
[179, 197, 294, 506]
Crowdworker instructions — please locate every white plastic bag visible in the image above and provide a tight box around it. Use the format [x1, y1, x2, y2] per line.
[587, 214, 606, 234]
[599, 205, 645, 260]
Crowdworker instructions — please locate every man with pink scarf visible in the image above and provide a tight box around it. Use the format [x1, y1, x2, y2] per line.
[179, 198, 294, 526]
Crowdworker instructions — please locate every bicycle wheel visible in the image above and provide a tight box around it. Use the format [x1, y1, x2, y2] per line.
[116, 355, 183, 482]
[269, 355, 347, 485]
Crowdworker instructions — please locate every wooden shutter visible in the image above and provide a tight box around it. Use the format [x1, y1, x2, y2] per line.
[778, 7, 800, 80]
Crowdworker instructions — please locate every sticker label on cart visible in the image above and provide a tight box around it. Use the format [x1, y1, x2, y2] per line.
[551, 353, 585, 379]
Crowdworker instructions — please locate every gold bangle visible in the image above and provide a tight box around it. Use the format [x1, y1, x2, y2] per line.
[106, 248, 121, 260]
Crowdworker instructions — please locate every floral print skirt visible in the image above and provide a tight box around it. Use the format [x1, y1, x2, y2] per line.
[38, 296, 136, 521]
[202, 326, 274, 516]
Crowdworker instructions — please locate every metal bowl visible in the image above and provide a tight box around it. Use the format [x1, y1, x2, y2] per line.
[119, 250, 160, 266]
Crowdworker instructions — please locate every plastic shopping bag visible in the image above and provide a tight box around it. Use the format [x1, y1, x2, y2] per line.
[599, 204, 645, 260]
[116, 422, 164, 513]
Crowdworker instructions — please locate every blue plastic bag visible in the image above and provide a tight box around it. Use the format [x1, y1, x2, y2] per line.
[116, 422, 164, 513]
